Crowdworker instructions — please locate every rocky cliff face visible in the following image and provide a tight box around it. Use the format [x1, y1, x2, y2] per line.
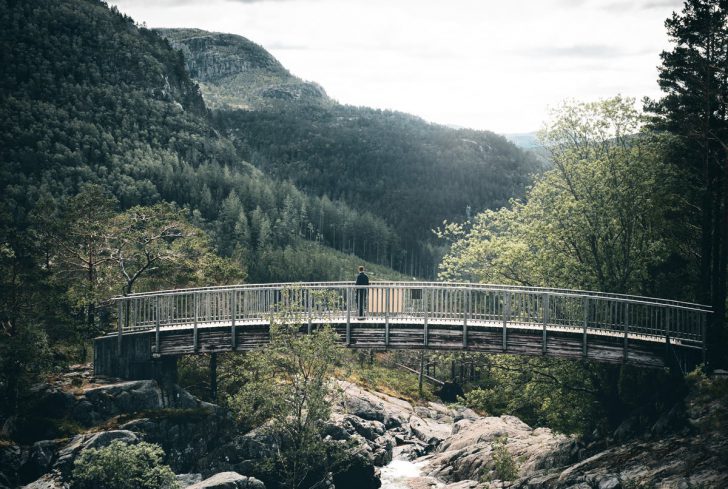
[157, 28, 329, 110]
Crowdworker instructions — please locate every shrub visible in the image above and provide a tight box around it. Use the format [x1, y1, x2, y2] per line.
[491, 435, 518, 481]
[71, 440, 178, 489]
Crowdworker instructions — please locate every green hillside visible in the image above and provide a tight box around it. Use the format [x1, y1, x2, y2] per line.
[159, 28, 541, 276]
[0, 0, 399, 283]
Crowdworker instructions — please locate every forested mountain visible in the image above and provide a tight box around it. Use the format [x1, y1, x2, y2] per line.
[0, 0, 403, 283]
[159, 29, 541, 276]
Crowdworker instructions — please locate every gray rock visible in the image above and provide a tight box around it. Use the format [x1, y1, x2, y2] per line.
[409, 415, 452, 446]
[22, 472, 68, 489]
[187, 471, 265, 489]
[598, 476, 620, 489]
[452, 408, 479, 423]
[345, 415, 386, 441]
[0, 443, 21, 487]
[83, 380, 163, 415]
[54, 430, 139, 476]
[425, 415, 573, 483]
[26, 385, 75, 419]
[176, 473, 204, 487]
[70, 400, 97, 426]
[21, 440, 64, 482]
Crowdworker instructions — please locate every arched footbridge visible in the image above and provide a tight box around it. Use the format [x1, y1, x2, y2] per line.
[94, 282, 710, 380]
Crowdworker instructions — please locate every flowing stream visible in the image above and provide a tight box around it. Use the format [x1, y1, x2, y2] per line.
[379, 458, 433, 489]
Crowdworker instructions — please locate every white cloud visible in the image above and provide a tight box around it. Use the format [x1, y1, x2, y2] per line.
[111, 0, 681, 133]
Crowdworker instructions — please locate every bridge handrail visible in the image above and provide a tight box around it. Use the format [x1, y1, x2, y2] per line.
[110, 282, 710, 353]
[115, 281, 711, 311]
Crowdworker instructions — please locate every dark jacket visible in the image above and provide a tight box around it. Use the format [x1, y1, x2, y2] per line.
[355, 272, 369, 286]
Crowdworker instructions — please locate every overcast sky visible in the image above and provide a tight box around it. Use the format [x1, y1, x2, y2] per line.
[110, 0, 684, 134]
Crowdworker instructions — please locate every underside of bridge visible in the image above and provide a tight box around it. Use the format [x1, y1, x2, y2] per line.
[94, 321, 701, 382]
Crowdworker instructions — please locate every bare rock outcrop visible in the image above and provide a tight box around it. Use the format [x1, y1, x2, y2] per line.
[187, 471, 265, 489]
[420, 415, 572, 485]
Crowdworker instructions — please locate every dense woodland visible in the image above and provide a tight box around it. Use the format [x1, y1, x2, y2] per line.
[160, 28, 542, 277]
[0, 0, 406, 413]
[0, 0, 404, 286]
[1, 1, 728, 487]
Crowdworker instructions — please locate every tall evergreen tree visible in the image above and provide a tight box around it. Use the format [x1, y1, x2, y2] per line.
[648, 0, 728, 366]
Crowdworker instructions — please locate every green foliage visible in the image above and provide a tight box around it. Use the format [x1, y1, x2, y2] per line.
[462, 355, 601, 435]
[162, 28, 541, 276]
[646, 0, 728, 365]
[226, 291, 346, 488]
[0, 324, 53, 415]
[345, 351, 435, 403]
[71, 440, 178, 489]
[0, 0, 402, 287]
[490, 435, 519, 482]
[439, 97, 680, 296]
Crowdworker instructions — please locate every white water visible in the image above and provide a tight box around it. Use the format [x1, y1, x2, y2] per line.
[379, 459, 425, 489]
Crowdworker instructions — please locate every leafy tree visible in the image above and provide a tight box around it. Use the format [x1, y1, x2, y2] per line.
[647, 0, 728, 365]
[439, 97, 679, 295]
[227, 290, 346, 489]
[45, 185, 118, 354]
[71, 440, 178, 489]
[103, 203, 236, 295]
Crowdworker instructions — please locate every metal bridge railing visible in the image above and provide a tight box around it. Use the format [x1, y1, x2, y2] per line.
[111, 282, 710, 355]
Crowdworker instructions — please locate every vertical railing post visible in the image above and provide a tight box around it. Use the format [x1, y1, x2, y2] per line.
[463, 289, 470, 348]
[623, 302, 629, 363]
[502, 291, 510, 351]
[542, 293, 549, 355]
[385, 287, 390, 347]
[117, 300, 122, 352]
[423, 288, 429, 347]
[155, 295, 160, 355]
[307, 288, 313, 334]
[582, 297, 589, 358]
[231, 290, 237, 349]
[701, 312, 707, 366]
[193, 293, 199, 352]
[346, 287, 351, 345]
[664, 306, 671, 362]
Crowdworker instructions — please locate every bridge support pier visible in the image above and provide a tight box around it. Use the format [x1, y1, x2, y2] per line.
[210, 352, 218, 401]
[94, 333, 177, 383]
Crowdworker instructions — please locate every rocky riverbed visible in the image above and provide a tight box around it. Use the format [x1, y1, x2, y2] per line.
[1, 366, 726, 489]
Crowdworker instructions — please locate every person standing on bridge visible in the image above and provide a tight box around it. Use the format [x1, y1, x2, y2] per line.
[356, 265, 369, 319]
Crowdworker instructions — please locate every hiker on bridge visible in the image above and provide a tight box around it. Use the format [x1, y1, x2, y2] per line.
[356, 265, 369, 319]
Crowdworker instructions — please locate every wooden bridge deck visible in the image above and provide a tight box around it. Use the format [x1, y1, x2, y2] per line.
[94, 282, 710, 379]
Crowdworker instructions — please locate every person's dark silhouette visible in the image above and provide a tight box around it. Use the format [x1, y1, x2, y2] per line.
[355, 266, 369, 319]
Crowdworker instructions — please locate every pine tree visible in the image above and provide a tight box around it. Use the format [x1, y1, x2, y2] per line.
[648, 0, 728, 366]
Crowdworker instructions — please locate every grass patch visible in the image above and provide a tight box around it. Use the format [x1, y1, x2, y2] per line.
[341, 352, 434, 403]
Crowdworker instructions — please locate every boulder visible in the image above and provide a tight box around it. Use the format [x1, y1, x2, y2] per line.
[0, 443, 22, 488]
[424, 415, 572, 483]
[53, 430, 139, 476]
[409, 415, 452, 446]
[83, 380, 164, 415]
[20, 440, 65, 483]
[177, 473, 204, 487]
[336, 381, 411, 429]
[187, 472, 265, 489]
[26, 384, 75, 419]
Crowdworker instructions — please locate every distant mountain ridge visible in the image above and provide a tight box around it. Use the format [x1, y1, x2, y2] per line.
[160, 28, 540, 276]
